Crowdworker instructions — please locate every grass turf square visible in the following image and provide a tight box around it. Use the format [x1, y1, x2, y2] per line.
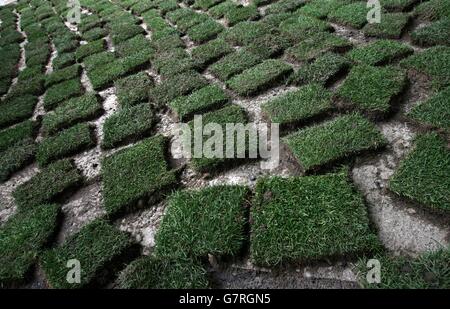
[43, 79, 84, 111]
[225, 4, 259, 26]
[400, 46, 450, 90]
[408, 86, 450, 131]
[226, 59, 293, 96]
[187, 20, 224, 44]
[13, 159, 82, 210]
[115, 34, 155, 58]
[81, 27, 108, 42]
[40, 219, 136, 289]
[285, 31, 351, 62]
[191, 38, 234, 68]
[222, 21, 271, 46]
[193, 0, 225, 10]
[188, 105, 250, 172]
[209, 49, 262, 81]
[115, 72, 153, 108]
[250, 170, 380, 266]
[297, 0, 345, 19]
[337, 65, 407, 115]
[42, 93, 102, 136]
[289, 52, 350, 86]
[0, 204, 60, 287]
[75, 39, 106, 61]
[52, 52, 76, 70]
[347, 39, 413, 66]
[37, 123, 95, 167]
[175, 12, 210, 33]
[328, 2, 370, 29]
[362, 13, 410, 39]
[0, 95, 38, 129]
[414, 0, 450, 21]
[279, 14, 332, 39]
[283, 113, 387, 171]
[389, 133, 450, 211]
[0, 119, 36, 152]
[155, 185, 248, 258]
[411, 18, 450, 47]
[245, 33, 291, 59]
[208, 1, 236, 18]
[265, 0, 306, 14]
[148, 71, 208, 107]
[169, 85, 230, 121]
[117, 256, 208, 289]
[262, 83, 333, 127]
[44, 64, 81, 88]
[0, 138, 36, 183]
[110, 23, 145, 45]
[102, 135, 177, 217]
[83, 51, 116, 71]
[102, 104, 155, 149]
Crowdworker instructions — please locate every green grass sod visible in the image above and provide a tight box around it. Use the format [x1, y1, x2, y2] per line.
[250, 170, 380, 266]
[328, 2, 370, 29]
[357, 249, 450, 289]
[187, 20, 224, 44]
[115, 72, 153, 108]
[283, 113, 387, 171]
[208, 1, 236, 18]
[297, 0, 345, 19]
[414, 0, 450, 21]
[40, 219, 136, 289]
[225, 4, 259, 26]
[36, 123, 95, 167]
[209, 49, 262, 81]
[81, 27, 108, 42]
[117, 255, 208, 289]
[245, 33, 291, 59]
[0, 120, 36, 153]
[175, 12, 210, 34]
[347, 40, 413, 65]
[389, 133, 450, 211]
[75, 39, 106, 61]
[169, 85, 230, 121]
[119, 50, 151, 75]
[110, 23, 145, 45]
[222, 21, 271, 46]
[102, 104, 155, 149]
[41, 93, 102, 136]
[87, 60, 125, 91]
[279, 14, 332, 40]
[52, 52, 76, 70]
[152, 48, 190, 73]
[166, 8, 194, 24]
[78, 15, 103, 33]
[400, 46, 450, 90]
[285, 31, 351, 62]
[0, 138, 36, 183]
[408, 86, 450, 131]
[54, 37, 79, 54]
[337, 65, 407, 116]
[265, 0, 306, 14]
[148, 70, 208, 107]
[0, 95, 38, 129]
[262, 83, 333, 127]
[289, 52, 350, 86]
[226, 59, 293, 96]
[0, 78, 10, 96]
[362, 13, 410, 39]
[43, 79, 83, 111]
[7, 75, 45, 97]
[157, 0, 178, 14]
[191, 38, 234, 68]
[261, 12, 293, 28]
[18, 66, 44, 81]
[0, 204, 60, 287]
[130, 1, 155, 15]
[155, 186, 248, 258]
[411, 18, 450, 47]
[188, 105, 251, 172]
[101, 135, 177, 218]
[13, 159, 82, 210]
[115, 34, 155, 58]
[380, 0, 417, 11]
[193, 0, 225, 10]
[83, 51, 116, 71]
[45, 64, 81, 88]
